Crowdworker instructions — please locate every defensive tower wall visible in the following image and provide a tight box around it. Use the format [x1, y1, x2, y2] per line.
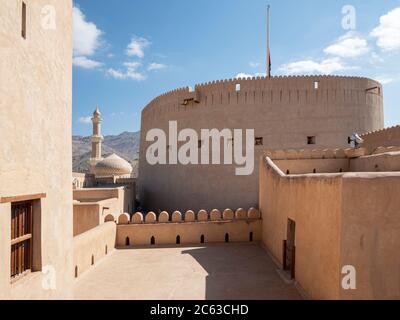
[139, 76, 384, 212]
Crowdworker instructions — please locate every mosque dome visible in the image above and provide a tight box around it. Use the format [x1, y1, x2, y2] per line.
[93, 154, 133, 177]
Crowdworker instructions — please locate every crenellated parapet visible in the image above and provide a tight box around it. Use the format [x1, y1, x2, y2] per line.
[361, 124, 400, 137]
[141, 76, 382, 121]
[113, 208, 261, 225]
[360, 125, 400, 153]
[116, 208, 262, 247]
[263, 148, 368, 160]
[139, 74, 384, 212]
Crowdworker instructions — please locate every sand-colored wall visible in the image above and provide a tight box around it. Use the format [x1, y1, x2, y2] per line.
[361, 125, 400, 153]
[73, 186, 136, 235]
[72, 173, 96, 189]
[73, 203, 101, 236]
[275, 159, 349, 174]
[349, 152, 400, 172]
[73, 222, 116, 278]
[260, 157, 342, 299]
[73, 186, 135, 215]
[117, 220, 261, 247]
[139, 76, 383, 212]
[339, 174, 400, 299]
[0, 0, 73, 299]
[73, 188, 120, 201]
[260, 157, 400, 299]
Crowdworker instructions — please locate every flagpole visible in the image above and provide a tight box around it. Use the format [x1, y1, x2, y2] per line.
[267, 5, 271, 78]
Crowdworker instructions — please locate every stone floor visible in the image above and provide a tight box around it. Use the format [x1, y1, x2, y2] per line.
[74, 243, 302, 300]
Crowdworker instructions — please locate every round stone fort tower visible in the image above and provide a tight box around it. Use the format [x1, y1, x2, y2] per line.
[139, 75, 384, 212]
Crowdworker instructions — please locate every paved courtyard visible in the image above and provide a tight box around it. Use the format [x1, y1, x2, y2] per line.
[74, 243, 302, 300]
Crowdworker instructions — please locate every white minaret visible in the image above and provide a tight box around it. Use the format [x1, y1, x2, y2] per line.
[89, 107, 104, 172]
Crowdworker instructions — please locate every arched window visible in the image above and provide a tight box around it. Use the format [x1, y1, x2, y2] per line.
[91, 255, 94, 266]
[286, 170, 290, 175]
[225, 233, 230, 243]
[105, 245, 108, 255]
[75, 266, 78, 278]
[249, 232, 254, 242]
[125, 237, 130, 246]
[200, 234, 205, 244]
[313, 169, 316, 173]
[151, 236, 155, 245]
[176, 235, 181, 245]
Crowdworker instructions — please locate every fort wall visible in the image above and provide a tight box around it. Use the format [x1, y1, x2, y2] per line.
[260, 157, 342, 299]
[361, 125, 400, 153]
[116, 208, 261, 247]
[139, 76, 383, 212]
[340, 173, 400, 299]
[0, 0, 73, 299]
[264, 147, 400, 174]
[72, 173, 96, 189]
[73, 222, 116, 279]
[260, 156, 400, 299]
[73, 186, 136, 236]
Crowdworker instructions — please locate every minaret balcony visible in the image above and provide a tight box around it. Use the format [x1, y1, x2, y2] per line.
[92, 135, 104, 143]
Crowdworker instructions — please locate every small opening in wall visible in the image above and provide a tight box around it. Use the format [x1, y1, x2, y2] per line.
[307, 136, 316, 145]
[200, 235, 205, 244]
[314, 81, 319, 90]
[151, 236, 155, 245]
[125, 237, 130, 246]
[105, 245, 108, 255]
[176, 235, 181, 245]
[198, 140, 202, 149]
[91, 255, 94, 266]
[235, 84, 241, 92]
[339, 168, 343, 173]
[249, 232, 254, 242]
[255, 137, 263, 146]
[286, 170, 290, 175]
[21, 2, 27, 39]
[313, 169, 317, 173]
[225, 233, 230, 243]
[75, 266, 78, 278]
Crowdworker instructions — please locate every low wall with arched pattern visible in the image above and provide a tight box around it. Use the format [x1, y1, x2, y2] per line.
[116, 208, 261, 247]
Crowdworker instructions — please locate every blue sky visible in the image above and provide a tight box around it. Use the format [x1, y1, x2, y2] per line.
[73, 0, 400, 136]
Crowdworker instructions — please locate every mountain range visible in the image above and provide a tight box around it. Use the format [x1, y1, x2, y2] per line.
[72, 131, 140, 177]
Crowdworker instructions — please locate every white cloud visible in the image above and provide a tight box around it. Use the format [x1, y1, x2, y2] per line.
[73, 7, 103, 57]
[375, 76, 399, 85]
[73, 56, 103, 69]
[279, 58, 348, 75]
[249, 62, 260, 68]
[148, 63, 167, 71]
[106, 61, 146, 81]
[324, 32, 370, 58]
[236, 73, 253, 79]
[123, 61, 142, 69]
[126, 37, 150, 58]
[78, 116, 92, 124]
[236, 72, 266, 79]
[377, 78, 394, 85]
[370, 7, 400, 52]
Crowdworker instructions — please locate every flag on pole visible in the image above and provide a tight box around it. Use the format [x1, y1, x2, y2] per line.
[268, 46, 272, 77]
